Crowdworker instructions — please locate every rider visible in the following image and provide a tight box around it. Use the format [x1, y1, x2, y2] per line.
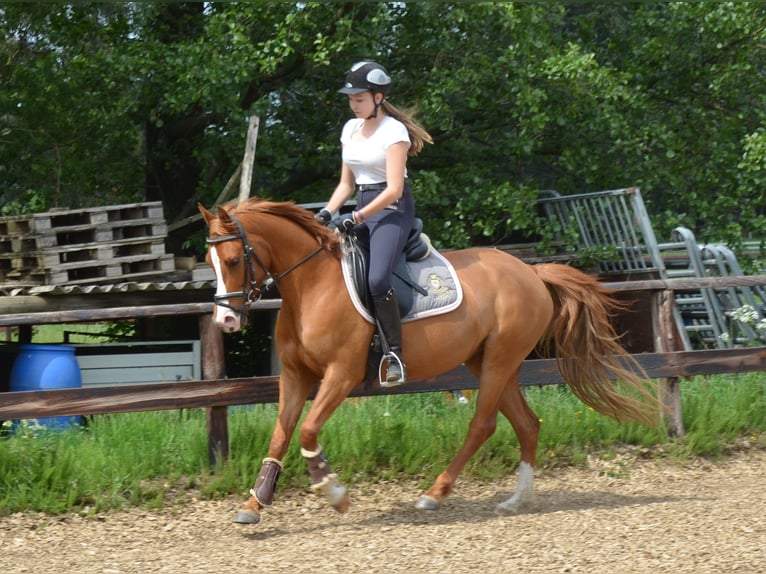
[315, 61, 433, 386]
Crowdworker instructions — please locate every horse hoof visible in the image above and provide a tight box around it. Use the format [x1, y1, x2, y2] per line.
[232, 509, 261, 524]
[495, 496, 535, 516]
[415, 495, 441, 511]
[494, 503, 518, 516]
[333, 493, 351, 514]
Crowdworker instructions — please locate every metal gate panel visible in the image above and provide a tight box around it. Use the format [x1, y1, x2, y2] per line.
[666, 227, 730, 348]
[539, 187, 666, 276]
[699, 242, 765, 345]
[537, 188, 764, 349]
[538, 188, 691, 348]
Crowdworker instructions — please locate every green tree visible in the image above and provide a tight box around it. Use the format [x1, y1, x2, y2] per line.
[1, 3, 145, 211]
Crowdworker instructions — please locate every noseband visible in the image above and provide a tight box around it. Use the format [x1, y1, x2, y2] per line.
[206, 212, 324, 314]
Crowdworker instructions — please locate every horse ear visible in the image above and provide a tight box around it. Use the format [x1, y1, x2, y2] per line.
[198, 203, 215, 225]
[217, 205, 232, 223]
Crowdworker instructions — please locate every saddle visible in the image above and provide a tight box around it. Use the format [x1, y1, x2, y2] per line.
[344, 218, 431, 317]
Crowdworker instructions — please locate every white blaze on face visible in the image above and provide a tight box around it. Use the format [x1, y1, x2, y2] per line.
[209, 244, 242, 333]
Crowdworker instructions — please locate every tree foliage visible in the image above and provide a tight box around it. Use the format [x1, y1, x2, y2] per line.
[1, 2, 764, 255]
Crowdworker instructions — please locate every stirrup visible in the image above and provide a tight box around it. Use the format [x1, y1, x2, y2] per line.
[378, 352, 407, 388]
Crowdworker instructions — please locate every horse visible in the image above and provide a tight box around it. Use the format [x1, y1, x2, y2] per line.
[198, 197, 662, 525]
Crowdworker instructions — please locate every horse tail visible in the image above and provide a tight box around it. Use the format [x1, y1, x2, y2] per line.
[533, 263, 663, 426]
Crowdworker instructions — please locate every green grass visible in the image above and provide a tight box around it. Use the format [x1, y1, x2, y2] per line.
[1, 373, 764, 515]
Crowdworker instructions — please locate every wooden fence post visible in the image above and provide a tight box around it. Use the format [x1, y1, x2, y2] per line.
[199, 313, 228, 466]
[18, 325, 32, 344]
[655, 289, 684, 436]
[238, 116, 259, 204]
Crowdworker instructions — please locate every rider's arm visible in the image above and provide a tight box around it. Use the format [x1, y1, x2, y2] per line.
[323, 161, 356, 215]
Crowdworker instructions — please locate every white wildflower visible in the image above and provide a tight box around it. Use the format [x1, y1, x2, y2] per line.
[730, 304, 760, 325]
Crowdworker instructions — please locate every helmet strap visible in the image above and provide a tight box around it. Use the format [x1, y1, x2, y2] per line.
[366, 92, 384, 120]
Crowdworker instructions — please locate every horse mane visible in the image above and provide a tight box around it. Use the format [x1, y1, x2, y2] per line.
[222, 198, 341, 258]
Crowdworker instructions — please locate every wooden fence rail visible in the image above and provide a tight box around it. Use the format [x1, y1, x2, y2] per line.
[3, 348, 766, 421]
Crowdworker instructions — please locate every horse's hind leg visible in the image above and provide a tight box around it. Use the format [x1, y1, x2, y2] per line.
[495, 375, 540, 515]
[415, 360, 508, 511]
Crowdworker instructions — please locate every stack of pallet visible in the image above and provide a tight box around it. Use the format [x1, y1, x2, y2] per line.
[0, 202, 175, 287]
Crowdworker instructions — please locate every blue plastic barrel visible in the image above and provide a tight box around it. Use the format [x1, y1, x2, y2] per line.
[9, 344, 82, 431]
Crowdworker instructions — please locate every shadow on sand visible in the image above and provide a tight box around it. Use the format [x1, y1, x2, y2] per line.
[241, 485, 701, 541]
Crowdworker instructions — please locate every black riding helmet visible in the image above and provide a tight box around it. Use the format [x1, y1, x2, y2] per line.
[338, 61, 391, 95]
[338, 61, 391, 119]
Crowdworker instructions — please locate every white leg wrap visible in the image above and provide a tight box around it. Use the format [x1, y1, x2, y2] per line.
[300, 446, 322, 458]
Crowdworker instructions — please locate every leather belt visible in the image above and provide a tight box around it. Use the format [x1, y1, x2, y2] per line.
[355, 182, 387, 192]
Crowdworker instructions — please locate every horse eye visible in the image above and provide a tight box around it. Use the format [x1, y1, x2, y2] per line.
[227, 257, 240, 268]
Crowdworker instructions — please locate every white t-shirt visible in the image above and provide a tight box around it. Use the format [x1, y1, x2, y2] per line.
[340, 116, 411, 184]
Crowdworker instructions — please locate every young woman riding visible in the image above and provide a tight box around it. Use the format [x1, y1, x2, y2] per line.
[315, 61, 433, 386]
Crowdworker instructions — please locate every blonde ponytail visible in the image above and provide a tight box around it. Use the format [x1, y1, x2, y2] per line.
[381, 101, 433, 156]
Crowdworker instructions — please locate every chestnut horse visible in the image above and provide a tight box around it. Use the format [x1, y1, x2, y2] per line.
[199, 198, 661, 525]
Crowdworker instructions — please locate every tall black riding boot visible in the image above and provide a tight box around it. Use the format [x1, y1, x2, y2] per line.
[373, 288, 407, 387]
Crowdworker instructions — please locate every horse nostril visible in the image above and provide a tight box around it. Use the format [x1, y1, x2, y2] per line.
[223, 314, 239, 332]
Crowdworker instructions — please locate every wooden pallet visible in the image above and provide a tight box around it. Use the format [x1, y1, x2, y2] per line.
[0, 238, 167, 274]
[5, 254, 175, 285]
[1, 220, 167, 252]
[0, 202, 164, 237]
[0, 201, 174, 287]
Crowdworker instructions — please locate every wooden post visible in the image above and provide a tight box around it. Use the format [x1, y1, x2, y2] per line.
[238, 115, 260, 203]
[167, 115, 258, 234]
[18, 325, 32, 344]
[199, 313, 228, 466]
[655, 289, 684, 436]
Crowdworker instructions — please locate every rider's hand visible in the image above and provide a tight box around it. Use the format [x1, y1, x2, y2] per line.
[336, 213, 358, 234]
[315, 209, 332, 226]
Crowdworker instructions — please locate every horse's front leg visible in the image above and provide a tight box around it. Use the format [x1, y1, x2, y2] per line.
[297, 364, 363, 514]
[233, 367, 315, 525]
[300, 444, 350, 513]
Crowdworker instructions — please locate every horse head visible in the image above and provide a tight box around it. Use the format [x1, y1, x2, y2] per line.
[199, 202, 273, 332]
[199, 199, 340, 333]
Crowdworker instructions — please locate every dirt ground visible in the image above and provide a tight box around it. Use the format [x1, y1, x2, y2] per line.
[1, 449, 764, 574]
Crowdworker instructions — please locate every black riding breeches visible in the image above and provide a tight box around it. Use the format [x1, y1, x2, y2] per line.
[355, 182, 415, 299]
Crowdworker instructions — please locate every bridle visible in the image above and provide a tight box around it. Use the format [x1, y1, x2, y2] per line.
[206, 212, 324, 314]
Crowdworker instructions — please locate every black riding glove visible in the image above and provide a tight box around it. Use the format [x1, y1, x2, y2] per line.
[336, 213, 358, 234]
[315, 209, 332, 226]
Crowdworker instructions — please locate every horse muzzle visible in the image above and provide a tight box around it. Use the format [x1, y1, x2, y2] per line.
[218, 311, 242, 333]
[213, 296, 249, 332]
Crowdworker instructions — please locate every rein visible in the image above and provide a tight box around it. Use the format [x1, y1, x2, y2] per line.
[206, 212, 324, 312]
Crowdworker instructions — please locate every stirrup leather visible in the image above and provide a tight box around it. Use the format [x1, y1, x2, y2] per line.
[379, 352, 407, 388]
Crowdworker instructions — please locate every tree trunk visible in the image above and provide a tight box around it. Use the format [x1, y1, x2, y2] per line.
[144, 2, 206, 255]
